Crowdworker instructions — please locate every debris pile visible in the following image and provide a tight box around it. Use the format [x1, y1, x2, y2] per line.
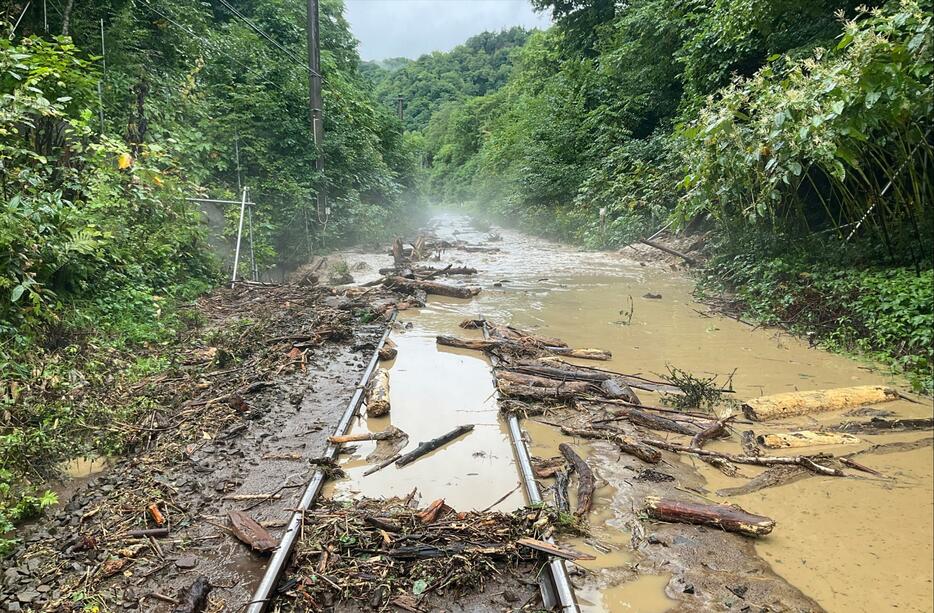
[284, 497, 570, 611]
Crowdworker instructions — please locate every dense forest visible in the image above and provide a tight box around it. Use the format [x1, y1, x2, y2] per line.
[0, 0, 931, 549]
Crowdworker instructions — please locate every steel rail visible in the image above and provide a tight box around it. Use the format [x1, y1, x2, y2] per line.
[484, 322, 580, 613]
[246, 311, 397, 613]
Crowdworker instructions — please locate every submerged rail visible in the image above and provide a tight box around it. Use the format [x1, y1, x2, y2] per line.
[246, 312, 397, 613]
[484, 322, 580, 613]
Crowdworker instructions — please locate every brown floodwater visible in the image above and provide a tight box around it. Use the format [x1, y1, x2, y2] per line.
[329, 213, 933, 613]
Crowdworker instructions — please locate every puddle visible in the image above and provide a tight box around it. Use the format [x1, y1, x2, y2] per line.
[62, 455, 111, 478]
[329, 213, 932, 612]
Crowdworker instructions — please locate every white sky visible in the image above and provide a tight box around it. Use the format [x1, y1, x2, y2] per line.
[344, 0, 552, 60]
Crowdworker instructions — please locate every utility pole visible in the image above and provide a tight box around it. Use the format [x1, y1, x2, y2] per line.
[306, 0, 326, 226]
[396, 94, 404, 123]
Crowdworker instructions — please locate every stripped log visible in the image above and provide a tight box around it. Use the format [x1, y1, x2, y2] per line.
[389, 276, 480, 299]
[378, 338, 397, 361]
[831, 416, 934, 434]
[559, 443, 595, 517]
[396, 425, 474, 467]
[643, 497, 775, 537]
[330, 426, 404, 445]
[643, 438, 844, 476]
[742, 385, 899, 421]
[757, 430, 860, 449]
[366, 368, 391, 417]
[560, 426, 661, 464]
[228, 511, 278, 553]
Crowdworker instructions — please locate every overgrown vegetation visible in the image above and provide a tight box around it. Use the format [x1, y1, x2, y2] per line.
[1, 0, 416, 540]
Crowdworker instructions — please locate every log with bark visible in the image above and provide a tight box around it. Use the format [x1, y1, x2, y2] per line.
[740, 430, 761, 456]
[495, 369, 593, 395]
[643, 497, 775, 537]
[395, 425, 474, 467]
[559, 443, 595, 517]
[227, 511, 278, 553]
[537, 358, 682, 394]
[757, 430, 861, 449]
[366, 368, 391, 417]
[742, 385, 899, 421]
[502, 363, 639, 402]
[553, 470, 571, 514]
[389, 276, 480, 299]
[831, 416, 934, 434]
[560, 426, 661, 464]
[497, 379, 581, 402]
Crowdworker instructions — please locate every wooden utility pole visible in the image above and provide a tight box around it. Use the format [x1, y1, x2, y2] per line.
[396, 94, 404, 123]
[306, 0, 326, 221]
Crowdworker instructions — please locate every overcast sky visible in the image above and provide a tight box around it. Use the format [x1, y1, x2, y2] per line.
[344, 0, 551, 60]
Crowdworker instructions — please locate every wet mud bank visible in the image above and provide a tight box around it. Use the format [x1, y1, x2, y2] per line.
[0, 282, 402, 611]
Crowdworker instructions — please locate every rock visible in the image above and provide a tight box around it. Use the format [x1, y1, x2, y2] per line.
[175, 556, 198, 570]
[6, 600, 22, 612]
[35, 585, 51, 594]
[643, 292, 662, 299]
[16, 590, 38, 604]
[3, 569, 19, 586]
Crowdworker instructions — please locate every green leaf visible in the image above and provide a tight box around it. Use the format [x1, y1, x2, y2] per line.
[11, 285, 26, 303]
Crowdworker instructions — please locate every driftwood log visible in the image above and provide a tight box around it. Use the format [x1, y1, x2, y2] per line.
[389, 276, 480, 299]
[743, 385, 898, 420]
[559, 443, 595, 517]
[560, 426, 661, 464]
[643, 497, 775, 537]
[831, 416, 934, 434]
[366, 368, 391, 417]
[396, 425, 474, 467]
[757, 430, 860, 449]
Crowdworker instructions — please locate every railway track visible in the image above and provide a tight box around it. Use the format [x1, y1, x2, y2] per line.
[246, 307, 580, 612]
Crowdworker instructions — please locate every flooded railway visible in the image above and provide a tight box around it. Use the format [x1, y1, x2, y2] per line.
[324, 213, 933, 613]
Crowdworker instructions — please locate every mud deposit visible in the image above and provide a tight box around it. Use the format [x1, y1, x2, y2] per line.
[323, 214, 932, 613]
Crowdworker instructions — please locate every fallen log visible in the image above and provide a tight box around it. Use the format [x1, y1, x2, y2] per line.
[437, 335, 502, 352]
[228, 510, 278, 553]
[626, 407, 703, 436]
[643, 497, 775, 537]
[639, 239, 700, 266]
[560, 426, 661, 464]
[396, 425, 474, 467]
[418, 265, 477, 277]
[538, 358, 682, 394]
[497, 379, 580, 402]
[363, 452, 402, 476]
[559, 443, 595, 517]
[505, 363, 639, 402]
[378, 338, 397, 361]
[496, 370, 593, 394]
[642, 437, 844, 476]
[517, 538, 596, 561]
[171, 576, 212, 613]
[366, 368, 391, 417]
[716, 466, 810, 497]
[389, 276, 480, 299]
[691, 418, 731, 449]
[831, 416, 934, 434]
[330, 427, 403, 445]
[742, 385, 899, 421]
[757, 430, 860, 449]
[549, 347, 612, 360]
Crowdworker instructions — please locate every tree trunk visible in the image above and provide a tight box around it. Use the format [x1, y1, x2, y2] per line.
[559, 443, 595, 517]
[743, 385, 898, 420]
[643, 496, 775, 537]
[389, 276, 480, 299]
[366, 368, 391, 417]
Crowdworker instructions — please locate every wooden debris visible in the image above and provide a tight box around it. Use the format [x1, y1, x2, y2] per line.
[497, 379, 580, 402]
[396, 424, 474, 467]
[389, 276, 480, 299]
[378, 338, 398, 361]
[742, 385, 899, 421]
[147, 503, 166, 526]
[127, 528, 169, 538]
[559, 443, 595, 517]
[330, 427, 404, 445]
[831, 416, 934, 433]
[516, 538, 596, 561]
[171, 576, 212, 613]
[757, 430, 861, 449]
[716, 466, 810, 497]
[366, 368, 391, 417]
[560, 426, 661, 464]
[643, 437, 844, 476]
[553, 470, 571, 515]
[227, 510, 278, 553]
[415, 499, 450, 524]
[643, 496, 775, 537]
[691, 418, 730, 449]
[496, 370, 592, 395]
[740, 430, 761, 456]
[839, 457, 884, 477]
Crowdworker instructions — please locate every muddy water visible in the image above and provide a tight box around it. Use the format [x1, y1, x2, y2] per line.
[330, 213, 933, 613]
